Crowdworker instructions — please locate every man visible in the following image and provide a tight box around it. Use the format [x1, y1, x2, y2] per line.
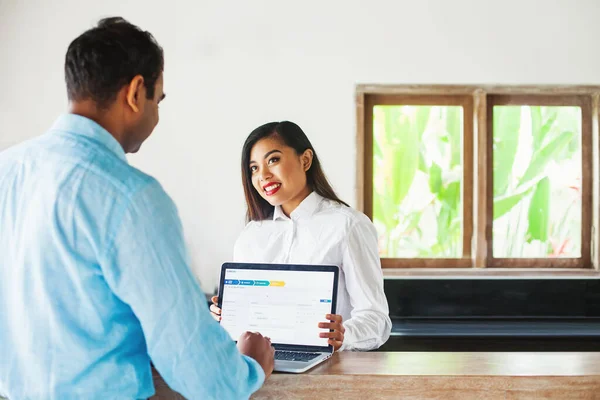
[0, 17, 274, 399]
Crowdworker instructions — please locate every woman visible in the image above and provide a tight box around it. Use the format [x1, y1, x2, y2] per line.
[212, 121, 391, 351]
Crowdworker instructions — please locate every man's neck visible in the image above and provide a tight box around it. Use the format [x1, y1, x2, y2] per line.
[69, 101, 127, 152]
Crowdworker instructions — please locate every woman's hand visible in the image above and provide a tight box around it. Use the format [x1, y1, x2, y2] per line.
[318, 314, 345, 351]
[210, 295, 221, 322]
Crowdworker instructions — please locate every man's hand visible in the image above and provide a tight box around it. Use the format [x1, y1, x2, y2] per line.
[237, 331, 275, 379]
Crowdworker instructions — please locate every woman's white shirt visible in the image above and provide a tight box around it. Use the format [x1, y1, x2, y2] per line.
[233, 192, 392, 351]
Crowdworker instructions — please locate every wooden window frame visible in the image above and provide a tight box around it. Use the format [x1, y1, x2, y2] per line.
[356, 85, 600, 271]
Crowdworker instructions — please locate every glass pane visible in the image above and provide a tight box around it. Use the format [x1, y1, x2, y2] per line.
[492, 106, 581, 258]
[372, 105, 463, 258]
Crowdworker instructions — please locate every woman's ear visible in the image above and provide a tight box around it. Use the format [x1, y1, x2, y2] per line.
[301, 149, 314, 172]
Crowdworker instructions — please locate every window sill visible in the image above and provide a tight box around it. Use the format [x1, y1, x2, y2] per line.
[383, 268, 600, 279]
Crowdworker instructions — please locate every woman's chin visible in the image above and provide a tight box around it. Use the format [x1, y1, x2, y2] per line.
[263, 194, 283, 206]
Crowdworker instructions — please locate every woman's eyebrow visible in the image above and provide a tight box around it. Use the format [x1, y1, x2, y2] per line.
[263, 150, 282, 159]
[250, 149, 282, 164]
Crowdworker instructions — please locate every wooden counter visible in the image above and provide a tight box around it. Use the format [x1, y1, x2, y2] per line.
[252, 352, 600, 400]
[152, 352, 600, 399]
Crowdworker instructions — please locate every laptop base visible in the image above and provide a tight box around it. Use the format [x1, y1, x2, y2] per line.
[274, 352, 333, 373]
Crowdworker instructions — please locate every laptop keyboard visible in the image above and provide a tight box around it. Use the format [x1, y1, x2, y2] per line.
[275, 350, 320, 362]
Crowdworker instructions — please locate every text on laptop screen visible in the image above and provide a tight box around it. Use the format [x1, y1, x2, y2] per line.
[220, 268, 335, 347]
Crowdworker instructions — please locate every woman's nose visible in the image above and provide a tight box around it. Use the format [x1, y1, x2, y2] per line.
[259, 170, 273, 182]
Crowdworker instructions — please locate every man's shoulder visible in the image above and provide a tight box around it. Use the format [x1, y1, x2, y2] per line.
[97, 158, 157, 197]
[1, 131, 157, 198]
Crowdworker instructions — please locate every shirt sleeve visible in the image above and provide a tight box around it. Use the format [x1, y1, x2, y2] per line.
[339, 214, 392, 351]
[101, 179, 265, 399]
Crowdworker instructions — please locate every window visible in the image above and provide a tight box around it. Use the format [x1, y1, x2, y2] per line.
[356, 86, 598, 270]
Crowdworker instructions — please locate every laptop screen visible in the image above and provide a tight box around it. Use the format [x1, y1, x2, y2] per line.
[218, 264, 337, 349]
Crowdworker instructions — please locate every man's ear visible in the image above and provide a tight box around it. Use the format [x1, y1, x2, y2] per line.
[302, 149, 314, 171]
[126, 75, 145, 113]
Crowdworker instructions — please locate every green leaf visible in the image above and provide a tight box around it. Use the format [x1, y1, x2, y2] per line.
[439, 181, 460, 211]
[493, 187, 532, 220]
[415, 107, 431, 174]
[418, 150, 428, 173]
[536, 108, 557, 150]
[373, 132, 384, 161]
[553, 107, 580, 161]
[518, 131, 574, 188]
[415, 106, 431, 141]
[372, 106, 387, 148]
[446, 107, 462, 168]
[436, 205, 451, 246]
[381, 106, 399, 145]
[526, 177, 550, 243]
[530, 106, 543, 150]
[383, 108, 420, 207]
[429, 162, 442, 194]
[568, 131, 579, 154]
[373, 191, 396, 231]
[405, 211, 423, 236]
[493, 106, 521, 197]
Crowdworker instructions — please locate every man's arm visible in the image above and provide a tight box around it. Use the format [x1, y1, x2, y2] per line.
[100, 179, 266, 399]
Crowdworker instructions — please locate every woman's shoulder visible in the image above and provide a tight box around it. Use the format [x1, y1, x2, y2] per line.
[319, 199, 374, 229]
[236, 219, 279, 240]
[238, 219, 268, 235]
[234, 220, 263, 260]
[233, 219, 282, 261]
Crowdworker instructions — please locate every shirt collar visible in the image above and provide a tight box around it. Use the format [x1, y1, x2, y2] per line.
[50, 113, 128, 163]
[273, 191, 323, 221]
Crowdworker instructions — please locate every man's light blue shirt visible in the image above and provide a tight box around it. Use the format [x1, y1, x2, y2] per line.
[0, 114, 264, 399]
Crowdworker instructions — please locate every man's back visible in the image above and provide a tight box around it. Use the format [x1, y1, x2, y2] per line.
[1, 16, 274, 400]
[0, 114, 268, 400]
[0, 114, 157, 398]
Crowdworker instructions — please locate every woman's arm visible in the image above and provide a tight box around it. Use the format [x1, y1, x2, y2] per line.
[339, 214, 392, 351]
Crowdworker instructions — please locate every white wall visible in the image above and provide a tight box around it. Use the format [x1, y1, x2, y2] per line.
[1, 0, 599, 292]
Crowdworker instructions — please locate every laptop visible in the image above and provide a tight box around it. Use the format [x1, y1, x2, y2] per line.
[218, 262, 339, 373]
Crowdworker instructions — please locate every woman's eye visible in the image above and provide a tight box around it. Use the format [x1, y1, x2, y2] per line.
[268, 157, 279, 165]
[250, 165, 258, 173]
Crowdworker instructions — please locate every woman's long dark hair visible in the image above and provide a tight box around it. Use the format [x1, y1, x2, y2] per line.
[241, 121, 349, 222]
